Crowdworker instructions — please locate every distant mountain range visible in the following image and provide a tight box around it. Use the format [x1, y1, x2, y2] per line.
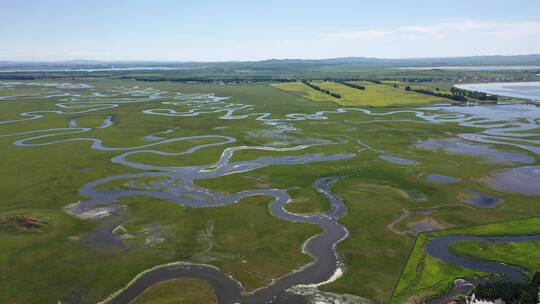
[1, 54, 540, 71]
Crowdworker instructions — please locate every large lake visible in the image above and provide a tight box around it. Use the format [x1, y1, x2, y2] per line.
[455, 81, 540, 102]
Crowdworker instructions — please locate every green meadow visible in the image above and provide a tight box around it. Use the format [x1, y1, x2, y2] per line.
[0, 78, 539, 304]
[391, 217, 540, 303]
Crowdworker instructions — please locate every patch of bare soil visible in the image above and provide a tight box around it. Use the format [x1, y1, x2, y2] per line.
[0, 214, 48, 232]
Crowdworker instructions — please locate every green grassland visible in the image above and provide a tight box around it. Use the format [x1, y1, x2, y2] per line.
[271, 80, 451, 106]
[391, 217, 540, 303]
[270, 81, 336, 102]
[1, 79, 539, 303]
[452, 240, 540, 274]
[317, 81, 450, 106]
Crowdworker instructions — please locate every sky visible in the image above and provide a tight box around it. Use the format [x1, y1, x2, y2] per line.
[1, 0, 540, 61]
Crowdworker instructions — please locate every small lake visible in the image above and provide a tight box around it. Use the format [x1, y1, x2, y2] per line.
[414, 139, 535, 164]
[485, 166, 540, 195]
[379, 154, 418, 165]
[426, 174, 461, 184]
[423, 103, 540, 121]
[455, 82, 540, 102]
[466, 191, 499, 208]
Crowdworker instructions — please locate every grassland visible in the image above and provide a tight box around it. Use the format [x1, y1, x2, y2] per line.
[0, 81, 329, 303]
[270, 81, 336, 102]
[271, 80, 451, 106]
[392, 217, 540, 303]
[316, 81, 450, 106]
[1, 78, 539, 304]
[451, 240, 540, 273]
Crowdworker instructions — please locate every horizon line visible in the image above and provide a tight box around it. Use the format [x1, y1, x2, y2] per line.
[2, 53, 540, 64]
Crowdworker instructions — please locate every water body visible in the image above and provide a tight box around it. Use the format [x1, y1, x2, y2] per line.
[394, 66, 540, 71]
[418, 104, 540, 157]
[68, 118, 78, 128]
[465, 191, 499, 208]
[455, 82, 540, 102]
[485, 166, 540, 195]
[415, 139, 535, 164]
[422, 103, 540, 121]
[426, 174, 461, 184]
[426, 279, 477, 304]
[379, 154, 418, 165]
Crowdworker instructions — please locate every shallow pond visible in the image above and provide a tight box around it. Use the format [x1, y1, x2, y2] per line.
[379, 154, 418, 165]
[485, 165, 540, 195]
[415, 139, 535, 164]
[425, 174, 462, 184]
[466, 191, 499, 208]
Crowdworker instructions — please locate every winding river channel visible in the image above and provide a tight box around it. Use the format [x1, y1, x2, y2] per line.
[1, 81, 539, 303]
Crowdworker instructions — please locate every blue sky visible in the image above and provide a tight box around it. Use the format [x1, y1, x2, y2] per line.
[1, 0, 539, 61]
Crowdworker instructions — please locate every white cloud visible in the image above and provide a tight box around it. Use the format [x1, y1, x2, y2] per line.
[321, 21, 540, 42]
[314, 21, 540, 58]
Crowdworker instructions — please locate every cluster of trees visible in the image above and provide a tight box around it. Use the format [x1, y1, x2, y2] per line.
[462, 273, 540, 304]
[302, 80, 342, 98]
[405, 86, 468, 102]
[365, 79, 382, 84]
[404, 78, 439, 83]
[122, 76, 297, 84]
[0, 75, 41, 80]
[336, 81, 366, 90]
[451, 87, 498, 101]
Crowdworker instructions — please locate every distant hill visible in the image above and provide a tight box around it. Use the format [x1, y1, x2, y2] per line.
[252, 54, 540, 67]
[1, 54, 540, 71]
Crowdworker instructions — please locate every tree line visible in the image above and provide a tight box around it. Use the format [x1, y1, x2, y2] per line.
[365, 79, 382, 84]
[405, 86, 468, 102]
[302, 80, 342, 98]
[450, 87, 498, 101]
[456, 272, 540, 304]
[335, 81, 366, 91]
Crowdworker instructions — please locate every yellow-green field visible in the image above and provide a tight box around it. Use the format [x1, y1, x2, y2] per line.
[272, 81, 451, 106]
[381, 80, 453, 94]
[452, 240, 540, 274]
[270, 82, 336, 102]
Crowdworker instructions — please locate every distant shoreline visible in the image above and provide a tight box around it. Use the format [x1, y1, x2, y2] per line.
[394, 66, 540, 71]
[0, 66, 206, 73]
[455, 81, 540, 102]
